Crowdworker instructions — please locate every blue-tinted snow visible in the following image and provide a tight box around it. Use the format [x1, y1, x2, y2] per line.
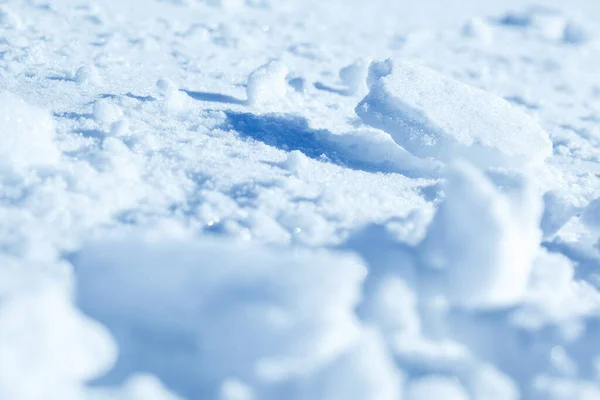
[1, 1, 600, 399]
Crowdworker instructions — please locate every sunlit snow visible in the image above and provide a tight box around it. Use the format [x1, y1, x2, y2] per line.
[1, 0, 600, 399]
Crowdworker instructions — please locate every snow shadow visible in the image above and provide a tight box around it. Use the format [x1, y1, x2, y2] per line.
[183, 90, 246, 105]
[543, 240, 600, 287]
[224, 111, 440, 178]
[313, 81, 352, 96]
[225, 111, 364, 170]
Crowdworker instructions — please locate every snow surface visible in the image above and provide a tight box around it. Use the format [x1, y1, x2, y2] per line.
[2, 0, 600, 399]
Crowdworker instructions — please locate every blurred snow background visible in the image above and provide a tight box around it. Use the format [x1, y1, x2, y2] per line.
[2, 0, 600, 399]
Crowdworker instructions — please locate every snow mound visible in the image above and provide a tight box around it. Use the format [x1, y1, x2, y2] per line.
[74, 235, 368, 398]
[417, 161, 543, 308]
[356, 60, 552, 169]
[0, 264, 116, 400]
[246, 60, 289, 106]
[0, 91, 60, 171]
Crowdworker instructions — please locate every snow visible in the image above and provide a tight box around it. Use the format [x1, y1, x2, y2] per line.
[356, 60, 553, 170]
[93, 99, 124, 125]
[581, 197, 600, 231]
[417, 161, 543, 308]
[75, 66, 101, 85]
[87, 374, 184, 400]
[406, 375, 469, 400]
[0, 263, 116, 400]
[2, 0, 600, 398]
[563, 21, 592, 44]
[0, 6, 22, 30]
[462, 17, 494, 45]
[74, 235, 367, 398]
[246, 60, 289, 106]
[0, 91, 60, 171]
[339, 59, 371, 96]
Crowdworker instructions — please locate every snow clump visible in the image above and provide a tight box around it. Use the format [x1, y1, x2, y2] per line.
[246, 60, 289, 106]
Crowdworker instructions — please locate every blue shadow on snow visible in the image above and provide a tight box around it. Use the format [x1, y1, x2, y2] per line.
[224, 111, 357, 168]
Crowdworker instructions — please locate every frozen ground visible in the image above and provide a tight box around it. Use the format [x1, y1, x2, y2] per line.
[2, 0, 600, 399]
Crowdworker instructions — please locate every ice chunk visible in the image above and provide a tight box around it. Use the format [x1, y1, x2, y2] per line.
[356, 60, 552, 169]
[0, 91, 60, 171]
[417, 161, 543, 309]
[246, 60, 289, 106]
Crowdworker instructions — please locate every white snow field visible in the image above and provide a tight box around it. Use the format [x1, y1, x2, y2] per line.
[2, 0, 600, 398]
